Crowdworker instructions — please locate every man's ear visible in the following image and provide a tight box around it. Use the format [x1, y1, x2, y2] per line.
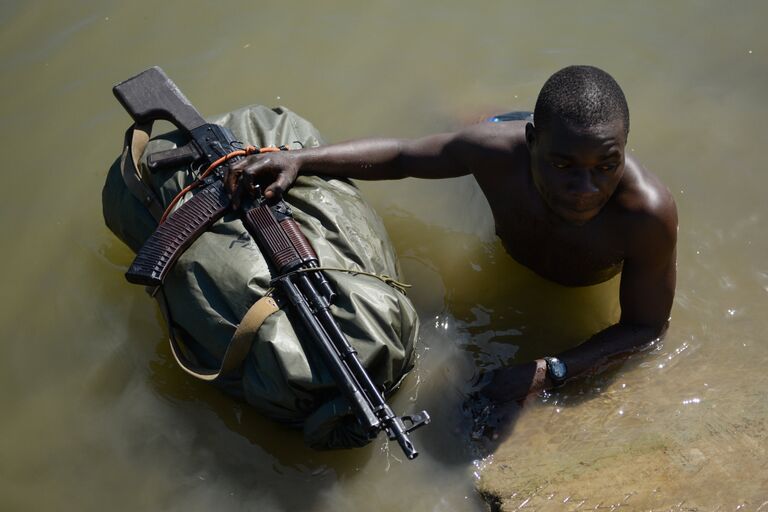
[525, 122, 536, 149]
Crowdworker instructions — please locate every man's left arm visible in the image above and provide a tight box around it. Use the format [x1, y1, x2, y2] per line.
[557, 201, 678, 381]
[482, 200, 677, 403]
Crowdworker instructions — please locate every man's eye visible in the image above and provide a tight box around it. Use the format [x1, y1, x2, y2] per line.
[598, 163, 618, 172]
[552, 162, 569, 169]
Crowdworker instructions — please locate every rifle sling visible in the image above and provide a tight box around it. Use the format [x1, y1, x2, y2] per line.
[119, 122, 164, 221]
[156, 288, 280, 382]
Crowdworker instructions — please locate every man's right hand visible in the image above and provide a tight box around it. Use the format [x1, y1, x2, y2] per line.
[225, 151, 301, 209]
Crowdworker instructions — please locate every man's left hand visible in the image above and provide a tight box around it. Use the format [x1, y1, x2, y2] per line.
[479, 359, 550, 404]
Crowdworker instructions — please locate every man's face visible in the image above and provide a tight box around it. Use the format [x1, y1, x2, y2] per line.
[526, 118, 627, 225]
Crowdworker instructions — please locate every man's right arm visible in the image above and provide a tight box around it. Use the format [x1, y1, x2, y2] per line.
[226, 122, 512, 200]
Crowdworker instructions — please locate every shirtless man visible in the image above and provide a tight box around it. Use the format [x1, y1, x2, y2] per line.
[226, 65, 677, 403]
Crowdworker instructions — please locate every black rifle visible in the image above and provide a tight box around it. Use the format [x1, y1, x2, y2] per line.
[113, 67, 430, 459]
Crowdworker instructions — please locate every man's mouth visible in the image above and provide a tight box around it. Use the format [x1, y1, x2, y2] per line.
[560, 200, 601, 213]
[552, 200, 603, 224]
[541, 190, 603, 223]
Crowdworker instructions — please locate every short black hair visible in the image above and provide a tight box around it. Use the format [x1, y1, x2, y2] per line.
[533, 65, 629, 137]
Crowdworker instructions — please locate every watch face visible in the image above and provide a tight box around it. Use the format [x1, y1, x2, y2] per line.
[546, 357, 567, 381]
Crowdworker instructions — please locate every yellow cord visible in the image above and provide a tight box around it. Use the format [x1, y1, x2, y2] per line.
[278, 266, 412, 295]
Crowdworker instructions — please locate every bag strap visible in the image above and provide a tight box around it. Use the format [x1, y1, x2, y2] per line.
[119, 122, 164, 221]
[155, 288, 280, 382]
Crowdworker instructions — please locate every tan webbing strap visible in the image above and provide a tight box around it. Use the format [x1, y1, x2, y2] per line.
[219, 296, 280, 376]
[119, 123, 164, 221]
[156, 288, 280, 382]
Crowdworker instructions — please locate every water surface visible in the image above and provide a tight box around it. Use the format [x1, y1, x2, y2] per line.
[1, 1, 766, 510]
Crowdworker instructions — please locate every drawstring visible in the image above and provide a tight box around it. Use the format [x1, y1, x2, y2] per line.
[276, 266, 412, 295]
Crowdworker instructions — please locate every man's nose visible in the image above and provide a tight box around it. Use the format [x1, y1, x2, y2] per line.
[566, 169, 598, 195]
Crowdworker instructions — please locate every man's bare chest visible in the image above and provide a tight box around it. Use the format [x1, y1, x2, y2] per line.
[494, 208, 625, 286]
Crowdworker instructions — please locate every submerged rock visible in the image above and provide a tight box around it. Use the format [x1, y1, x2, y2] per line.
[475, 365, 768, 510]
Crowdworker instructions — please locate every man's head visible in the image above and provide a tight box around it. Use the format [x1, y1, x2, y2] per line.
[526, 65, 630, 225]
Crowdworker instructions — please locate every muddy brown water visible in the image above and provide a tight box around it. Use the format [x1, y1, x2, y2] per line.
[1, 1, 767, 510]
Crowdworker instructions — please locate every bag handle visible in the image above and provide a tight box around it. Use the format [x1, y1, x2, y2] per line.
[155, 288, 280, 382]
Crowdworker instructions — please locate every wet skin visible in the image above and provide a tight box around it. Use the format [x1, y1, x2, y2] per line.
[482, 119, 630, 286]
[227, 116, 677, 405]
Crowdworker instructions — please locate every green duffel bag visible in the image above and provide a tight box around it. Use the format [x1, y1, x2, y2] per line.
[103, 104, 419, 449]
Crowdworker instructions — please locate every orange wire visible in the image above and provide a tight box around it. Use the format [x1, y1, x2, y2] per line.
[159, 145, 284, 224]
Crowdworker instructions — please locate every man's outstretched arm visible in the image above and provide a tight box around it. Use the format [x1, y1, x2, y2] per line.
[225, 122, 515, 201]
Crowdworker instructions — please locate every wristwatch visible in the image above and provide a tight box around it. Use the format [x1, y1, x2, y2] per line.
[544, 357, 568, 388]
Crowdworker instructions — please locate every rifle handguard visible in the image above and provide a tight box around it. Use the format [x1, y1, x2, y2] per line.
[242, 203, 318, 274]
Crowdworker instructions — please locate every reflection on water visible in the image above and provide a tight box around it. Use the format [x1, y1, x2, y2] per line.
[1, 0, 768, 510]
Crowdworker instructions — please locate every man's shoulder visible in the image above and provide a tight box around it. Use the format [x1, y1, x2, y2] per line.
[618, 157, 676, 215]
[456, 120, 527, 149]
[615, 156, 678, 251]
[453, 121, 529, 176]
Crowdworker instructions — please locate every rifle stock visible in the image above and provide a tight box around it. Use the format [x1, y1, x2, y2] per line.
[113, 66, 207, 132]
